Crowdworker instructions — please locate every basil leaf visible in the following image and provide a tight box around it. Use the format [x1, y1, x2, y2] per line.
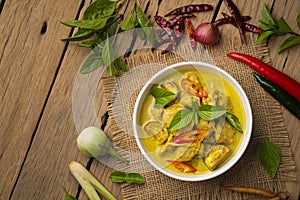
[297, 11, 300, 30]
[61, 15, 118, 30]
[109, 171, 127, 183]
[61, 29, 95, 41]
[106, 18, 119, 37]
[120, 12, 136, 31]
[225, 112, 243, 133]
[64, 189, 77, 200]
[125, 173, 145, 184]
[258, 21, 272, 31]
[136, 2, 156, 44]
[275, 18, 294, 35]
[261, 4, 276, 26]
[79, 38, 100, 48]
[83, 0, 117, 20]
[80, 52, 104, 74]
[150, 88, 176, 108]
[277, 36, 300, 53]
[199, 105, 226, 121]
[255, 30, 274, 45]
[102, 36, 119, 76]
[258, 139, 281, 178]
[115, 58, 128, 72]
[168, 109, 194, 131]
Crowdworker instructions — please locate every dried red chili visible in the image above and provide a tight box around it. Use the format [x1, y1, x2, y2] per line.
[154, 15, 177, 51]
[243, 23, 264, 35]
[223, 0, 245, 43]
[227, 52, 300, 101]
[222, 13, 264, 35]
[165, 4, 213, 17]
[169, 14, 196, 27]
[185, 18, 197, 50]
[174, 21, 185, 39]
[154, 31, 170, 48]
[213, 14, 251, 27]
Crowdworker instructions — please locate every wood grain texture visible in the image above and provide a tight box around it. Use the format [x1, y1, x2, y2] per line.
[269, 1, 300, 198]
[7, 0, 107, 198]
[0, 0, 299, 199]
[0, 0, 82, 198]
[218, 0, 300, 198]
[216, 0, 272, 42]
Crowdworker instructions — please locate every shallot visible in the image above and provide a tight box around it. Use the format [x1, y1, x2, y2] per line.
[194, 22, 220, 46]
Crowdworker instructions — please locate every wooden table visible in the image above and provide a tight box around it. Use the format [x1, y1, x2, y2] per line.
[1, 0, 299, 199]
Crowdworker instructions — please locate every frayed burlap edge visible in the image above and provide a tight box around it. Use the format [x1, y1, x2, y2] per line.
[101, 37, 296, 200]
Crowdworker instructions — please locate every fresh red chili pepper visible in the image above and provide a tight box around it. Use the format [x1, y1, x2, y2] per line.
[227, 52, 300, 101]
[213, 13, 251, 27]
[165, 4, 213, 17]
[154, 15, 177, 52]
[185, 18, 197, 50]
[223, 0, 245, 43]
[167, 160, 197, 173]
[172, 130, 208, 144]
[181, 78, 208, 98]
[222, 13, 264, 35]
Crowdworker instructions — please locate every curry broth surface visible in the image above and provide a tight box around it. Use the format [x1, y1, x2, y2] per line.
[138, 69, 246, 175]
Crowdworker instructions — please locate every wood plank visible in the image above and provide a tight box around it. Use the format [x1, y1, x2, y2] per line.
[10, 0, 134, 198]
[0, 0, 82, 199]
[269, 1, 300, 198]
[6, 0, 111, 198]
[9, 37, 90, 199]
[2, 0, 298, 199]
[218, 0, 300, 198]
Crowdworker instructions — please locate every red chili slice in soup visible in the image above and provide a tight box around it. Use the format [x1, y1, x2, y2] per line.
[167, 160, 197, 173]
[172, 130, 208, 144]
[181, 78, 208, 98]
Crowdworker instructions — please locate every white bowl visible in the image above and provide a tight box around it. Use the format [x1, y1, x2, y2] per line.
[133, 61, 252, 181]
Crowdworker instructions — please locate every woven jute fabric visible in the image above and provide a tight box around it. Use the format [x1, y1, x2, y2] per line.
[102, 38, 296, 199]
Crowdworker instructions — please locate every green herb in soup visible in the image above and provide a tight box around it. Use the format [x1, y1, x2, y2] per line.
[139, 69, 246, 174]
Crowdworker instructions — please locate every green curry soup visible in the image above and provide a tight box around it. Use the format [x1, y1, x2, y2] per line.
[138, 69, 245, 175]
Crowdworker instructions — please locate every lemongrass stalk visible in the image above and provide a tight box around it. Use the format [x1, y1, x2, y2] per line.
[69, 161, 100, 200]
[69, 161, 117, 200]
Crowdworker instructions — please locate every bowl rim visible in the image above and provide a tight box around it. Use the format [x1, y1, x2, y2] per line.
[133, 61, 253, 181]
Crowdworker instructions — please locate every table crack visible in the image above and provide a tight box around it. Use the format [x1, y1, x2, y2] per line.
[0, 0, 5, 14]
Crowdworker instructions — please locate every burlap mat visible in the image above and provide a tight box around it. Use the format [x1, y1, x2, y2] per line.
[102, 37, 296, 199]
